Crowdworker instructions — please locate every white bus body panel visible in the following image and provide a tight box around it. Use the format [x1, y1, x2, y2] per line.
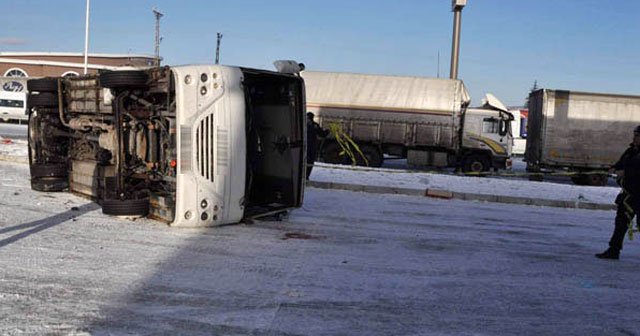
[172, 65, 246, 227]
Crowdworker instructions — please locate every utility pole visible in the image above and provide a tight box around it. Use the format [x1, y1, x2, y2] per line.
[215, 32, 223, 64]
[449, 0, 467, 79]
[153, 8, 164, 67]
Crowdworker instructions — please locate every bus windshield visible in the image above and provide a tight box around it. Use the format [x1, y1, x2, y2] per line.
[0, 99, 25, 108]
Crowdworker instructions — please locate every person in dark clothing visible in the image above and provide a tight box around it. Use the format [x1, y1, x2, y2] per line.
[596, 125, 640, 260]
[306, 112, 329, 179]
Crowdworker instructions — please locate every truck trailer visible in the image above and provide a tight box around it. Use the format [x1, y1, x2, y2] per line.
[27, 64, 306, 226]
[526, 89, 640, 186]
[301, 71, 513, 172]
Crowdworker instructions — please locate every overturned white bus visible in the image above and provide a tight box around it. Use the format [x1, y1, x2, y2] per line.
[27, 64, 306, 226]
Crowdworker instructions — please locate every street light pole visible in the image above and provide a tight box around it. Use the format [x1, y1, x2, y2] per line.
[449, 0, 466, 79]
[83, 0, 90, 74]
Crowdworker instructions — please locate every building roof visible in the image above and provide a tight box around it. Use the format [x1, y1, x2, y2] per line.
[0, 51, 156, 59]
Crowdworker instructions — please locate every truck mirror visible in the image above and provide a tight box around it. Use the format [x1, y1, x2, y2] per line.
[498, 119, 508, 137]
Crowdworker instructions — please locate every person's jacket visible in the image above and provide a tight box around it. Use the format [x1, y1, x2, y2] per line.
[306, 120, 328, 161]
[612, 144, 640, 196]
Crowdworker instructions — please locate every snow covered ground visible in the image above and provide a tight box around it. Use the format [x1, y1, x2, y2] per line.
[311, 162, 619, 205]
[1, 137, 638, 334]
[1, 161, 639, 335]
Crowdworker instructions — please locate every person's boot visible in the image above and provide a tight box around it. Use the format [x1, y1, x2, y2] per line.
[595, 248, 620, 260]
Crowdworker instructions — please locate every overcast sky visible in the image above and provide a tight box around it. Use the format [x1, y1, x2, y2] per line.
[2, 0, 640, 106]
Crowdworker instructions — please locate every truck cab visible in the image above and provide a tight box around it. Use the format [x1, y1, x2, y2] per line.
[461, 94, 514, 172]
[27, 64, 306, 226]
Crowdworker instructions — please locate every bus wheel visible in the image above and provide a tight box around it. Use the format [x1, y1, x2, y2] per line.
[31, 177, 68, 192]
[27, 78, 59, 92]
[102, 198, 150, 217]
[99, 70, 149, 89]
[28, 92, 58, 108]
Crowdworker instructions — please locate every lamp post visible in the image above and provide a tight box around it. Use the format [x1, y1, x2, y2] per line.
[449, 0, 466, 79]
[83, 0, 90, 74]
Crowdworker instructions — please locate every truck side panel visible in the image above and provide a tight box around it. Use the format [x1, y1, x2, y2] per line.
[527, 89, 640, 170]
[307, 106, 456, 149]
[303, 71, 467, 151]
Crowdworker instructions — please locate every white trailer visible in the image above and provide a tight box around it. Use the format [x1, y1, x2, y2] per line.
[302, 71, 513, 172]
[525, 89, 640, 186]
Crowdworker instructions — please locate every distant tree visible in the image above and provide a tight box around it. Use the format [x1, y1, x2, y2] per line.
[524, 80, 539, 109]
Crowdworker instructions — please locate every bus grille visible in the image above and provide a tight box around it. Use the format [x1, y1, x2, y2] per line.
[195, 114, 215, 182]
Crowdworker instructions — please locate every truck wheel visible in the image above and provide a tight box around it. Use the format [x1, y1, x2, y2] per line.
[573, 173, 608, 186]
[102, 198, 150, 217]
[462, 154, 489, 173]
[31, 177, 68, 192]
[528, 174, 544, 182]
[99, 70, 148, 89]
[27, 78, 59, 92]
[570, 175, 587, 185]
[321, 142, 346, 164]
[588, 174, 609, 186]
[356, 145, 383, 167]
[28, 92, 58, 107]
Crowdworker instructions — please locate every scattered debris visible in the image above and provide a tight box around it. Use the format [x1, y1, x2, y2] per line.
[282, 232, 321, 240]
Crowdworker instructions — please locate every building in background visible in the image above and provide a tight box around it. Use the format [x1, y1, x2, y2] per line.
[0, 52, 156, 122]
[0, 52, 156, 78]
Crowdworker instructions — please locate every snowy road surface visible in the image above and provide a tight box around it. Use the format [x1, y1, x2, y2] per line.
[1, 161, 639, 335]
[0, 123, 27, 140]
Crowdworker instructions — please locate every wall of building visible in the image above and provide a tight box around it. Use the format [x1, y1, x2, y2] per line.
[0, 53, 156, 78]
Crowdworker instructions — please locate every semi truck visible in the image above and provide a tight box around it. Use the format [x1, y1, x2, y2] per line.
[301, 71, 513, 172]
[27, 64, 306, 226]
[525, 89, 640, 186]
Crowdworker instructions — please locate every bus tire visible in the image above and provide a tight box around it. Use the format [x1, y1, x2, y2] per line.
[28, 92, 58, 107]
[27, 78, 59, 92]
[102, 198, 150, 217]
[31, 177, 68, 192]
[30, 163, 68, 178]
[99, 70, 148, 89]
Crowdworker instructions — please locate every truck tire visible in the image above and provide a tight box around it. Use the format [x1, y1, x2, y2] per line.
[31, 177, 68, 192]
[27, 78, 59, 92]
[28, 92, 58, 107]
[321, 142, 347, 164]
[462, 154, 490, 173]
[102, 198, 150, 217]
[572, 173, 608, 187]
[528, 174, 544, 182]
[356, 145, 383, 167]
[99, 70, 149, 89]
